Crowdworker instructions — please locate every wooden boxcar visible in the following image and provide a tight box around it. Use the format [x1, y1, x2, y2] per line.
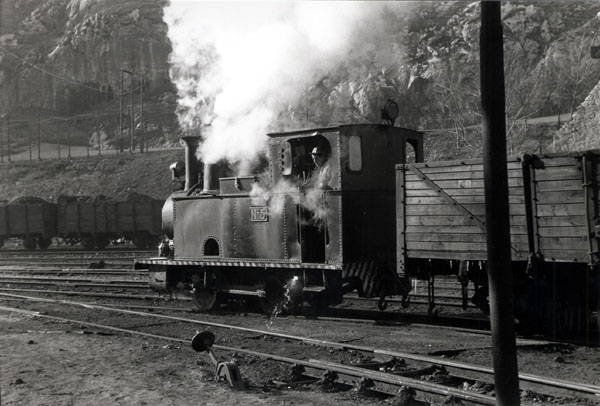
[0, 199, 56, 249]
[397, 150, 600, 331]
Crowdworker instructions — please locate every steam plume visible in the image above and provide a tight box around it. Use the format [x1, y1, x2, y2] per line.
[165, 1, 410, 169]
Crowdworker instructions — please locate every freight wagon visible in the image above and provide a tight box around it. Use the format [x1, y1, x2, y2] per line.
[0, 197, 56, 249]
[0, 196, 164, 250]
[397, 151, 600, 332]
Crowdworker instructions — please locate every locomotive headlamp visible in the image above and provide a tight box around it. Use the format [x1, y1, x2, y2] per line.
[170, 161, 186, 179]
[381, 100, 399, 126]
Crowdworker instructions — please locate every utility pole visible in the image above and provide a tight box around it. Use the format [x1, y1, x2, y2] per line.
[121, 68, 133, 154]
[97, 110, 101, 156]
[480, 2, 520, 405]
[29, 122, 32, 160]
[57, 122, 61, 160]
[0, 117, 3, 163]
[37, 113, 41, 160]
[67, 121, 71, 158]
[130, 77, 134, 153]
[140, 71, 144, 153]
[6, 115, 10, 162]
[119, 69, 124, 154]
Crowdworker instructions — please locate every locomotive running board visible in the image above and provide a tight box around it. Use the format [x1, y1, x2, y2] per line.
[134, 257, 343, 270]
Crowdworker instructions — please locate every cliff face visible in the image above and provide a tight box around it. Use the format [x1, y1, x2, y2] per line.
[0, 0, 179, 150]
[1, 0, 172, 112]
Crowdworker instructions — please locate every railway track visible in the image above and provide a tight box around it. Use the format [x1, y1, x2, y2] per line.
[0, 253, 594, 342]
[1, 292, 598, 405]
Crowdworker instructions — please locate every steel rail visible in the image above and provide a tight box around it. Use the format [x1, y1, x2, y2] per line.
[0, 269, 144, 275]
[0, 288, 161, 300]
[0, 303, 495, 405]
[0, 281, 147, 290]
[0, 276, 146, 285]
[1, 292, 599, 400]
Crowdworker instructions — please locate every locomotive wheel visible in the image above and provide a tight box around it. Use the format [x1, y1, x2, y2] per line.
[23, 236, 37, 250]
[192, 287, 220, 312]
[258, 277, 285, 315]
[37, 237, 52, 250]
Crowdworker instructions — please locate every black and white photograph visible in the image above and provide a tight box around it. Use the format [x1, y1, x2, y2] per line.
[1, 1, 600, 405]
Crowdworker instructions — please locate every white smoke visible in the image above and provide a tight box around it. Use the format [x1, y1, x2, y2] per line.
[165, 1, 410, 169]
[250, 175, 330, 226]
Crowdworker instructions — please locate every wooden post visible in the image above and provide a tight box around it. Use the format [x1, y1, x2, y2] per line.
[68, 121, 71, 158]
[140, 72, 144, 154]
[119, 69, 123, 154]
[97, 110, 102, 156]
[6, 115, 10, 162]
[480, 3, 520, 405]
[37, 113, 41, 160]
[130, 77, 134, 153]
[0, 118, 3, 162]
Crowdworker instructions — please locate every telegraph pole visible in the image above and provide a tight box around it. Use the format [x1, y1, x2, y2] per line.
[130, 79, 134, 153]
[97, 110, 102, 156]
[140, 71, 144, 153]
[67, 121, 71, 158]
[480, 2, 520, 404]
[6, 115, 10, 162]
[0, 117, 3, 162]
[37, 112, 41, 160]
[119, 69, 124, 154]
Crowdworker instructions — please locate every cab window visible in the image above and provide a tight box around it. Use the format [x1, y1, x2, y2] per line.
[348, 135, 362, 172]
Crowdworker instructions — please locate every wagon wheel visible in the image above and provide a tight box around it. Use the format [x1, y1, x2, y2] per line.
[258, 277, 285, 315]
[95, 234, 110, 250]
[81, 236, 95, 250]
[37, 237, 52, 250]
[192, 287, 220, 312]
[23, 236, 37, 250]
[133, 234, 148, 249]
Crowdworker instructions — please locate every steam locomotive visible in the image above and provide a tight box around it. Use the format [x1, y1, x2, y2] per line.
[134, 102, 599, 332]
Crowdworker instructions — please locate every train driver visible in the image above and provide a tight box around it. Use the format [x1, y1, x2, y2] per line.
[310, 145, 332, 190]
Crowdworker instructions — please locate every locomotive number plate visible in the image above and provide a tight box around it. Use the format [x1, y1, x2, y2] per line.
[250, 207, 268, 222]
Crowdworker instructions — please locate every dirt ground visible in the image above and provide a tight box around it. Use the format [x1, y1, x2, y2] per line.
[2, 299, 600, 406]
[0, 311, 359, 406]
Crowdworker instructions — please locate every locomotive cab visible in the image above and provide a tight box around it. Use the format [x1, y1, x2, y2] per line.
[269, 124, 424, 299]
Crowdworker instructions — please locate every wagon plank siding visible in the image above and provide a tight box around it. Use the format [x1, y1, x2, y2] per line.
[530, 153, 593, 263]
[399, 156, 529, 262]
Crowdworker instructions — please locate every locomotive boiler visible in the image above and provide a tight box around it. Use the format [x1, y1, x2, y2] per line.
[134, 104, 424, 313]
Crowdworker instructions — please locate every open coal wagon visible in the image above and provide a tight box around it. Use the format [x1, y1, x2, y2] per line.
[57, 196, 163, 249]
[0, 197, 57, 249]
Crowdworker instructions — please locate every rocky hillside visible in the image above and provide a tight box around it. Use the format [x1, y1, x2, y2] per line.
[0, 0, 179, 151]
[0, 150, 181, 202]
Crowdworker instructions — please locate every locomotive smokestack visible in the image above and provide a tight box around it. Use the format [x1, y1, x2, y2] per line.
[181, 136, 200, 191]
[201, 162, 219, 194]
